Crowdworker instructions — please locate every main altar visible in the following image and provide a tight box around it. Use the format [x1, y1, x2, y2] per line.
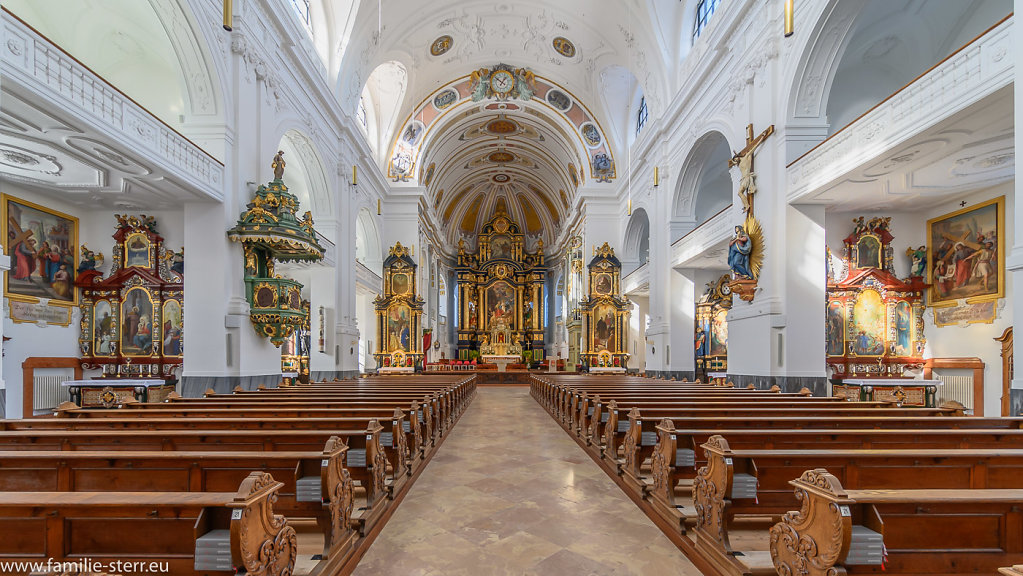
[455, 209, 546, 360]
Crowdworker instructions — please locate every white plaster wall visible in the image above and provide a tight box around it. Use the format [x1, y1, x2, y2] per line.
[826, 182, 1015, 416]
[1, 182, 185, 416]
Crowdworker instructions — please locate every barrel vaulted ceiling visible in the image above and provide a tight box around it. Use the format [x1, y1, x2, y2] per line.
[342, 0, 674, 248]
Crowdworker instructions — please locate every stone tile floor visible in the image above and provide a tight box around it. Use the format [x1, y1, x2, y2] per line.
[353, 386, 704, 575]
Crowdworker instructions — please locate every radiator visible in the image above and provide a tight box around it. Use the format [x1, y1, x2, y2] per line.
[933, 370, 974, 411]
[33, 374, 72, 412]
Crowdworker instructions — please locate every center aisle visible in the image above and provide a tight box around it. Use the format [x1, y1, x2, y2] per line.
[352, 386, 702, 576]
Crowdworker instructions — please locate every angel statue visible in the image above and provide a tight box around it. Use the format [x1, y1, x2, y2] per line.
[905, 245, 927, 278]
[728, 225, 753, 279]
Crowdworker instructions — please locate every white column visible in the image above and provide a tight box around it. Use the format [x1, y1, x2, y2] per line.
[671, 268, 697, 379]
[1009, 0, 1023, 413]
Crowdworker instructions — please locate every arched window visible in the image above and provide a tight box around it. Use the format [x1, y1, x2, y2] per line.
[289, 0, 311, 27]
[635, 96, 649, 136]
[692, 0, 721, 42]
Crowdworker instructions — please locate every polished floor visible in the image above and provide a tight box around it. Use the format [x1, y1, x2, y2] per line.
[352, 386, 703, 576]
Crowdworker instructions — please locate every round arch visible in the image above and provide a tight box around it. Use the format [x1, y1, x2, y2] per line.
[672, 130, 734, 225]
[4, 0, 224, 129]
[275, 129, 333, 220]
[622, 208, 651, 267]
[355, 207, 382, 268]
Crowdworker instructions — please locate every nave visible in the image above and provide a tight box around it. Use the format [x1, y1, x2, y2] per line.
[354, 386, 701, 576]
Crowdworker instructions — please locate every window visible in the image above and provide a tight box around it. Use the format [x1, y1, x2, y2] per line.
[692, 0, 721, 42]
[289, 0, 311, 27]
[635, 96, 648, 136]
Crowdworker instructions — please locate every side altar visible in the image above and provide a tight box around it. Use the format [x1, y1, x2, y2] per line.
[579, 243, 629, 372]
[455, 209, 545, 361]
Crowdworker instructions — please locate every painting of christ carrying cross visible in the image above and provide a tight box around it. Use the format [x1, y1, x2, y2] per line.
[2, 195, 79, 305]
[927, 196, 1004, 305]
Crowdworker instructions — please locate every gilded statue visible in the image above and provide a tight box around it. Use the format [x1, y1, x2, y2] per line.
[272, 150, 286, 180]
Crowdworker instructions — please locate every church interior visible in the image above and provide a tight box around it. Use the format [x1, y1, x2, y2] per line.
[0, 0, 1022, 574]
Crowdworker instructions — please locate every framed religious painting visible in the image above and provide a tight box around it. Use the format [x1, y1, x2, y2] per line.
[927, 196, 1004, 306]
[2, 194, 79, 308]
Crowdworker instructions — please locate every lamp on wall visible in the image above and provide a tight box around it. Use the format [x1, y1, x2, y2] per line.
[377, 198, 382, 215]
[351, 165, 358, 186]
[222, 0, 232, 31]
[784, 0, 794, 37]
[653, 166, 660, 187]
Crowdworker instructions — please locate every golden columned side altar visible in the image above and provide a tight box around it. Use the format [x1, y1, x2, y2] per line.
[455, 209, 546, 361]
[374, 242, 424, 371]
[579, 243, 629, 372]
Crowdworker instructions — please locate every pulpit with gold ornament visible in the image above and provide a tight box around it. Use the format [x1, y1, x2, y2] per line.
[454, 209, 546, 361]
[579, 243, 629, 371]
[227, 156, 324, 346]
[374, 243, 425, 371]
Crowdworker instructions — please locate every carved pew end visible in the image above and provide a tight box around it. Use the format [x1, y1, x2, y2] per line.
[798, 387, 812, 396]
[204, 388, 217, 397]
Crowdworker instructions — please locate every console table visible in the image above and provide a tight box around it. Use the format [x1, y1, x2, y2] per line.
[832, 378, 941, 407]
[62, 379, 176, 408]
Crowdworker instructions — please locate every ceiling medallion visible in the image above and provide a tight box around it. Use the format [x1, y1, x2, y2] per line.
[493, 174, 510, 183]
[430, 35, 453, 56]
[552, 37, 576, 58]
[433, 88, 458, 110]
[546, 89, 572, 112]
[488, 151, 515, 164]
[485, 118, 519, 135]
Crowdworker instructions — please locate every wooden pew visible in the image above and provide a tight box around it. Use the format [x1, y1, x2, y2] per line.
[0, 438, 357, 569]
[0, 423, 393, 534]
[690, 436, 1023, 575]
[0, 471, 297, 576]
[770, 469, 1023, 575]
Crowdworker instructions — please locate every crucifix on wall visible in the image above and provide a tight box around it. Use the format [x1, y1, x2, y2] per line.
[728, 123, 774, 218]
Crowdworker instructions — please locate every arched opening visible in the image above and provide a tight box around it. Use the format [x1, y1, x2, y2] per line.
[673, 131, 733, 240]
[4, 0, 224, 153]
[276, 130, 332, 220]
[824, 0, 1011, 136]
[361, 61, 408, 164]
[623, 208, 651, 274]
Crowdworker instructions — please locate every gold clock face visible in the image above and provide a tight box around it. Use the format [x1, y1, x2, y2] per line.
[490, 70, 514, 94]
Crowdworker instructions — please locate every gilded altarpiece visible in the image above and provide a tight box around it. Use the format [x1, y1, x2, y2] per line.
[827, 217, 927, 380]
[695, 274, 731, 381]
[374, 243, 425, 368]
[579, 243, 629, 370]
[455, 210, 546, 359]
[76, 215, 183, 379]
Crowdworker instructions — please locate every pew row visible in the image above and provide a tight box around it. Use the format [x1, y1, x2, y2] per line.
[770, 468, 1023, 575]
[0, 471, 297, 576]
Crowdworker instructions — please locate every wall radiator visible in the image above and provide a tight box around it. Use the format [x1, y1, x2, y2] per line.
[933, 370, 974, 412]
[33, 373, 72, 412]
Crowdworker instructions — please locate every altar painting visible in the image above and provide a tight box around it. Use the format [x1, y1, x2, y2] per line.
[3, 195, 78, 305]
[826, 301, 845, 356]
[851, 290, 884, 356]
[387, 304, 411, 351]
[392, 272, 410, 295]
[894, 301, 912, 356]
[491, 236, 512, 259]
[125, 233, 152, 268]
[93, 300, 116, 356]
[592, 303, 615, 352]
[121, 287, 155, 356]
[162, 299, 183, 356]
[927, 197, 1003, 305]
[486, 281, 515, 328]
[709, 308, 728, 357]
